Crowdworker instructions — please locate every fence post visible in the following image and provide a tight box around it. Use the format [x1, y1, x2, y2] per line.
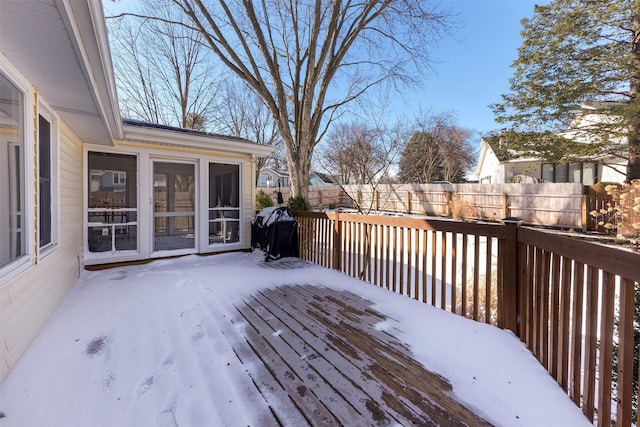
[501, 222, 519, 334]
[445, 191, 452, 216]
[406, 191, 412, 214]
[375, 190, 380, 211]
[581, 187, 589, 232]
[332, 212, 342, 271]
[502, 193, 510, 218]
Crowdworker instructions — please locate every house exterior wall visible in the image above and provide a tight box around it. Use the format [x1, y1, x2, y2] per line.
[1, 120, 83, 383]
[476, 147, 505, 183]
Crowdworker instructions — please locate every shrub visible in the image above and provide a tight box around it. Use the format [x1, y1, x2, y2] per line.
[590, 179, 640, 239]
[449, 198, 475, 221]
[288, 195, 312, 211]
[256, 189, 274, 211]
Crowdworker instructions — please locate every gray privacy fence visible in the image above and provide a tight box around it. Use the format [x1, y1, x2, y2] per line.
[261, 183, 595, 230]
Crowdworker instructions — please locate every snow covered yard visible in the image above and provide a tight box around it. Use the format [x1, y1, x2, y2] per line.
[0, 253, 590, 426]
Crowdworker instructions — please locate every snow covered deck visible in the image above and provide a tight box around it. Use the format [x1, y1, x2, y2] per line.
[0, 253, 590, 426]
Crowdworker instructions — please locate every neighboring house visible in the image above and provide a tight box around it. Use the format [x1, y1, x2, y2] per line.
[0, 0, 272, 383]
[310, 171, 339, 186]
[257, 167, 289, 188]
[475, 106, 628, 185]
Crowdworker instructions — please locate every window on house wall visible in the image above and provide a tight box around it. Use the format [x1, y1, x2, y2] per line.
[208, 163, 240, 245]
[0, 72, 26, 269]
[543, 162, 597, 184]
[87, 152, 138, 254]
[39, 114, 52, 249]
[112, 171, 126, 186]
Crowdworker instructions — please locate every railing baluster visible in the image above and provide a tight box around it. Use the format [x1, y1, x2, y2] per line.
[451, 232, 458, 314]
[596, 272, 615, 426]
[440, 231, 447, 310]
[473, 235, 480, 321]
[583, 266, 599, 421]
[432, 231, 437, 306]
[616, 278, 635, 426]
[484, 237, 492, 323]
[569, 261, 584, 406]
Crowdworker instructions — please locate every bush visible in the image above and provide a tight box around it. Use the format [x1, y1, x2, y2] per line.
[288, 195, 311, 211]
[449, 198, 475, 221]
[589, 180, 640, 239]
[256, 189, 274, 211]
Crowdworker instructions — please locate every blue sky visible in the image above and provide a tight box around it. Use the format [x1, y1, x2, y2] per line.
[104, 0, 545, 140]
[401, 0, 546, 138]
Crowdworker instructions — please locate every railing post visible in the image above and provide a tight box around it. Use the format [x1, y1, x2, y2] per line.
[332, 212, 342, 271]
[501, 222, 519, 335]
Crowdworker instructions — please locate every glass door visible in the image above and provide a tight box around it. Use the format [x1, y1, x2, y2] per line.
[153, 162, 195, 252]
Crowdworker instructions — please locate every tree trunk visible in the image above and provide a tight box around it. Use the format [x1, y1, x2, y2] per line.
[628, 6, 640, 181]
[287, 149, 311, 201]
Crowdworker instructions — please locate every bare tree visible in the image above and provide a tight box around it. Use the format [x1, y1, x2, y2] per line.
[319, 122, 398, 185]
[131, 0, 450, 201]
[398, 113, 475, 183]
[317, 119, 404, 212]
[211, 80, 283, 185]
[108, 3, 219, 129]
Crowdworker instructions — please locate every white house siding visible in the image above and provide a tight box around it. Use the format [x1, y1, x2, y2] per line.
[0, 121, 83, 383]
[477, 147, 505, 183]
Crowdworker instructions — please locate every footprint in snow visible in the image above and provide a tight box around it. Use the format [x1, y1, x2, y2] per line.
[198, 285, 212, 295]
[134, 356, 175, 398]
[175, 279, 187, 288]
[156, 409, 178, 427]
[191, 324, 205, 341]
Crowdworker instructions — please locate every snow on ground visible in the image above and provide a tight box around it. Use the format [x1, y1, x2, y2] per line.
[0, 252, 590, 426]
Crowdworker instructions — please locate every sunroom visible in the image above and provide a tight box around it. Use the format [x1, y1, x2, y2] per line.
[84, 119, 273, 266]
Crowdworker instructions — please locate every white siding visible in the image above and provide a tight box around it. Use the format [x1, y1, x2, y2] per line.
[0, 121, 82, 382]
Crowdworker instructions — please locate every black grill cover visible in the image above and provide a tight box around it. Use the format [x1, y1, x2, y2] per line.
[251, 207, 299, 261]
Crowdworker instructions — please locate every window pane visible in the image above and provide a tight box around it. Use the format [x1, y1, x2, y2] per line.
[209, 163, 240, 245]
[568, 163, 582, 184]
[0, 72, 25, 267]
[583, 163, 596, 185]
[541, 164, 554, 182]
[39, 115, 52, 248]
[153, 162, 195, 251]
[88, 152, 137, 253]
[555, 164, 568, 183]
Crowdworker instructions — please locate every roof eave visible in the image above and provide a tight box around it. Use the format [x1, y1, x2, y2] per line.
[122, 124, 275, 157]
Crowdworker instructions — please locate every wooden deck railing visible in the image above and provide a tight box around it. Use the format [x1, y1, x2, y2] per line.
[293, 211, 640, 426]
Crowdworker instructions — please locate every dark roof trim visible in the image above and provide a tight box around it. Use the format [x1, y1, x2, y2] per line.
[122, 118, 255, 144]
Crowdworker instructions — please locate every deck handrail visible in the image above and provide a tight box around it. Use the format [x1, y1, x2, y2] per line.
[293, 211, 640, 426]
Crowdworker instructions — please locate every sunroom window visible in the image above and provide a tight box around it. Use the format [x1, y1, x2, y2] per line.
[0, 72, 25, 268]
[209, 163, 240, 245]
[87, 152, 138, 253]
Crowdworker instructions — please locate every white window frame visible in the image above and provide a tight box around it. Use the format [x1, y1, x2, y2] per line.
[207, 161, 243, 248]
[37, 100, 59, 258]
[0, 54, 35, 285]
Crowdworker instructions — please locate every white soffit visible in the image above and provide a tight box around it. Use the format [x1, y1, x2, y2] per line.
[0, 0, 121, 144]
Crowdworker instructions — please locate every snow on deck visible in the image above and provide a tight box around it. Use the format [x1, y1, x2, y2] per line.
[0, 253, 590, 426]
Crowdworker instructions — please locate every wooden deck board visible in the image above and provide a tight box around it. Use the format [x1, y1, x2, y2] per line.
[226, 284, 492, 426]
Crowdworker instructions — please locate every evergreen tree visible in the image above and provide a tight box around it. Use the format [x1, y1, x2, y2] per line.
[491, 0, 640, 181]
